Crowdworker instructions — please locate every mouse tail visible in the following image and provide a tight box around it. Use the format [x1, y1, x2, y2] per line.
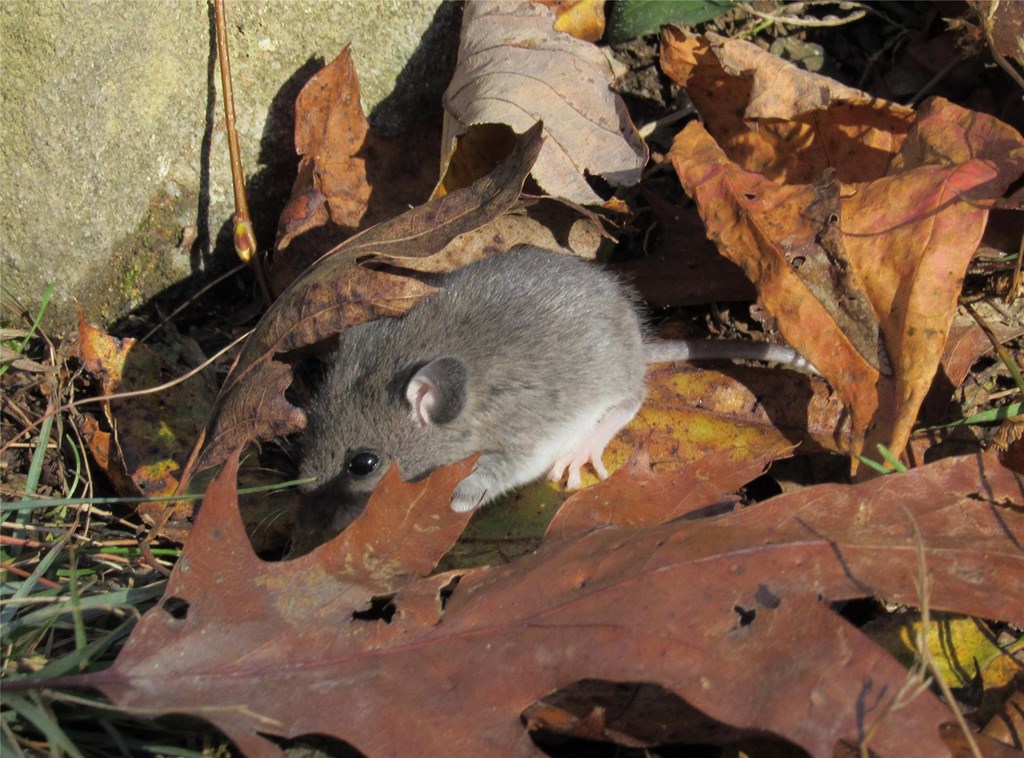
[643, 340, 820, 375]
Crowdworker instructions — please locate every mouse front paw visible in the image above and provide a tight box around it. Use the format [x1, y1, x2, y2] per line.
[450, 479, 489, 513]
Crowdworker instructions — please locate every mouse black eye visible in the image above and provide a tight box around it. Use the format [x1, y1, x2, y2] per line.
[348, 451, 381, 477]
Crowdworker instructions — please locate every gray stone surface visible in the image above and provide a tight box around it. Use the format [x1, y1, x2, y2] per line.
[0, 0, 455, 329]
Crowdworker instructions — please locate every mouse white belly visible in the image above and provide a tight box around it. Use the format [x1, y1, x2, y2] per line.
[448, 393, 644, 512]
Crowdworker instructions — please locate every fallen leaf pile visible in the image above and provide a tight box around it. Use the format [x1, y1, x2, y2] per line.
[54, 1, 1024, 755]
[175, 14, 1024, 495]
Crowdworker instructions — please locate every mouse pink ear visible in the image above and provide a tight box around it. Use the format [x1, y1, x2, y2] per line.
[405, 356, 468, 428]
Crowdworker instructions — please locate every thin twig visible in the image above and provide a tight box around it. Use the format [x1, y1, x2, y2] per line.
[738, 0, 867, 29]
[907, 514, 983, 758]
[979, 0, 1024, 99]
[0, 562, 62, 589]
[213, 0, 272, 306]
[905, 50, 970, 109]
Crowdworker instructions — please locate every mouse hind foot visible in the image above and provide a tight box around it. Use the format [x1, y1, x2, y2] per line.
[547, 398, 642, 489]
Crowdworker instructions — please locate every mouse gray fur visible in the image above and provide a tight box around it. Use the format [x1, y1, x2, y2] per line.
[296, 246, 812, 536]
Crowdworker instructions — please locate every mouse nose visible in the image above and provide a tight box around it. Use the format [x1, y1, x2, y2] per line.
[288, 486, 365, 556]
[298, 480, 370, 533]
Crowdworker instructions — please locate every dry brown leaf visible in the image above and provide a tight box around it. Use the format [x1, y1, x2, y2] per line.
[67, 448, 1023, 756]
[545, 449, 771, 539]
[438, 0, 646, 204]
[371, 195, 609, 273]
[670, 125, 885, 458]
[278, 46, 370, 248]
[270, 47, 440, 292]
[604, 364, 844, 483]
[840, 97, 1024, 457]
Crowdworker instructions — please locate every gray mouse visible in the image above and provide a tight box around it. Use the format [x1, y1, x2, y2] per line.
[296, 245, 812, 537]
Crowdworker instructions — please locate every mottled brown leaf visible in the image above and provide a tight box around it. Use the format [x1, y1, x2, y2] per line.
[77, 447, 1022, 757]
[545, 449, 772, 540]
[372, 195, 608, 273]
[607, 364, 844, 478]
[271, 47, 441, 292]
[669, 125, 885, 457]
[841, 97, 1024, 456]
[439, 0, 646, 204]
[277, 46, 370, 250]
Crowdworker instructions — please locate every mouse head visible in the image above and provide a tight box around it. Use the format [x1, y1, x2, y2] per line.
[295, 347, 471, 543]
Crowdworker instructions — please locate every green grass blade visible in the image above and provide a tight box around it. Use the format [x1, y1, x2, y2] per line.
[1, 476, 314, 511]
[2, 694, 84, 758]
[3, 582, 166, 637]
[0, 284, 54, 379]
[921, 401, 1022, 431]
[31, 619, 134, 679]
[7, 413, 54, 550]
[0, 535, 70, 627]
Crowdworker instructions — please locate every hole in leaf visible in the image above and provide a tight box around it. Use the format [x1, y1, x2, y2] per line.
[162, 596, 190, 620]
[439, 574, 462, 611]
[352, 594, 397, 623]
[733, 605, 756, 627]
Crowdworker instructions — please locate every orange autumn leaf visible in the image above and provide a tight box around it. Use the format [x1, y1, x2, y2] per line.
[663, 30, 1024, 464]
[660, 29, 915, 184]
